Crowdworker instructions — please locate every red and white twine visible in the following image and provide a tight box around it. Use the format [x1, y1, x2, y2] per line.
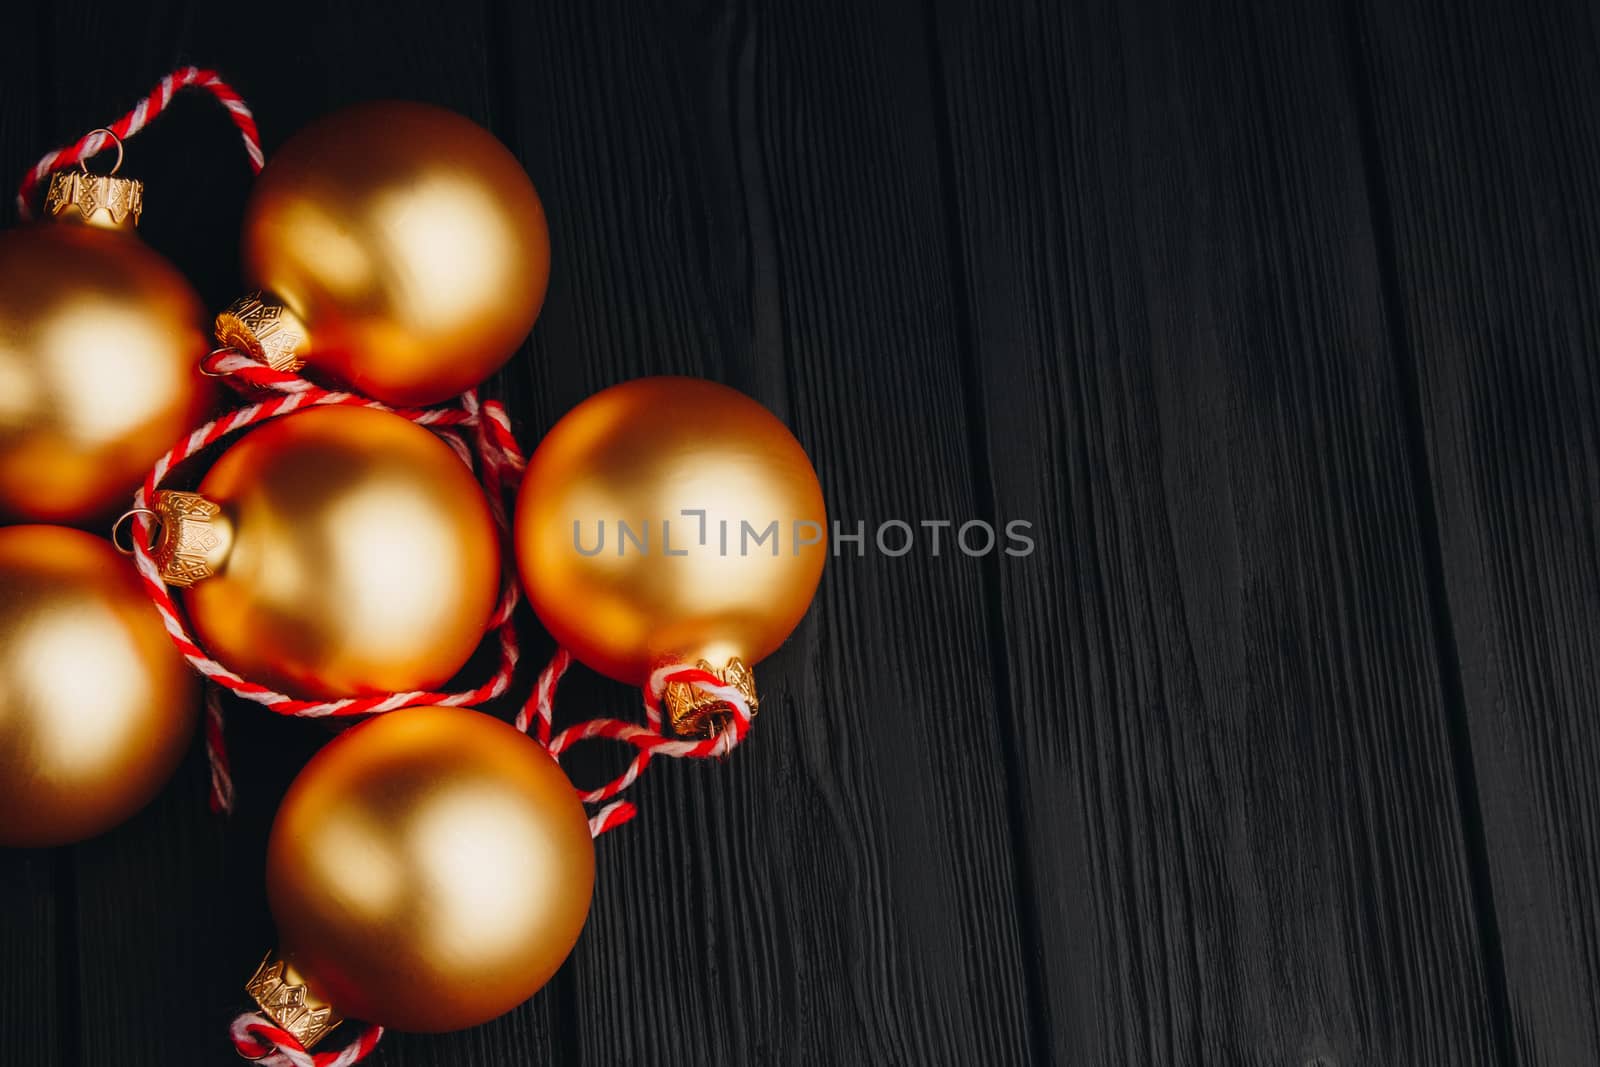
[27, 67, 758, 1067]
[230, 1015, 383, 1067]
[126, 353, 530, 813]
[15, 65, 263, 218]
[150, 354, 756, 826]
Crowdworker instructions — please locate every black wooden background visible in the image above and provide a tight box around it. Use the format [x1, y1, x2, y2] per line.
[1, 0, 1596, 1064]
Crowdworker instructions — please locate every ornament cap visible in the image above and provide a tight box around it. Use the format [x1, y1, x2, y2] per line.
[664, 657, 759, 739]
[150, 490, 231, 588]
[246, 950, 344, 1050]
[44, 170, 144, 230]
[216, 292, 308, 373]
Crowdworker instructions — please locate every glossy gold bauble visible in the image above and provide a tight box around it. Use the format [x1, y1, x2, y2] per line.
[515, 376, 826, 691]
[239, 100, 550, 406]
[0, 220, 211, 521]
[163, 406, 500, 699]
[264, 705, 594, 1034]
[0, 525, 199, 846]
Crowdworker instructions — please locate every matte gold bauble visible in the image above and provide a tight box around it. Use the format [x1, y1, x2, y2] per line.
[232, 100, 549, 406]
[515, 377, 826, 731]
[256, 705, 594, 1038]
[151, 406, 500, 699]
[0, 525, 199, 846]
[0, 185, 212, 521]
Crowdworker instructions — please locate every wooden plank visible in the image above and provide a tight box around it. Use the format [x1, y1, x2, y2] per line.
[1355, 0, 1600, 1061]
[0, 851, 60, 1067]
[0, 5, 67, 1064]
[70, 756, 231, 1065]
[928, 0, 1504, 1061]
[498, 0, 1037, 1062]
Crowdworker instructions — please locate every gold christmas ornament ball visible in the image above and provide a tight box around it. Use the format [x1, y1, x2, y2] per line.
[0, 222, 212, 522]
[161, 406, 500, 699]
[240, 100, 550, 406]
[265, 705, 594, 1033]
[0, 525, 199, 846]
[515, 376, 827, 689]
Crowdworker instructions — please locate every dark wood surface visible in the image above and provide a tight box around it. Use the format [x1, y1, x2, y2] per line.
[0, 1, 1593, 1064]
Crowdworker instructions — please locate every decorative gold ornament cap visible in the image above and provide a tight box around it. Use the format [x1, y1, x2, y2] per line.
[45, 170, 144, 230]
[150, 490, 230, 588]
[246, 951, 343, 1050]
[664, 657, 760, 739]
[216, 292, 308, 373]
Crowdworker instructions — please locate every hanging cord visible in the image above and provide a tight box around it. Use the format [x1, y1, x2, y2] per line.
[519, 651, 756, 818]
[15, 66, 262, 218]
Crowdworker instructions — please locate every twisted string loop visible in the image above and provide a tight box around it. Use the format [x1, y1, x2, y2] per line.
[128, 351, 528, 811]
[16, 66, 262, 218]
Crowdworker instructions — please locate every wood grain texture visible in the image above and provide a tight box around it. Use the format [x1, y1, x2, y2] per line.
[10, 0, 1600, 1062]
[1355, 1, 1600, 1062]
[496, 0, 1035, 1062]
[0, 7, 64, 1065]
[927, 0, 1503, 1061]
[0, 850, 60, 1067]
